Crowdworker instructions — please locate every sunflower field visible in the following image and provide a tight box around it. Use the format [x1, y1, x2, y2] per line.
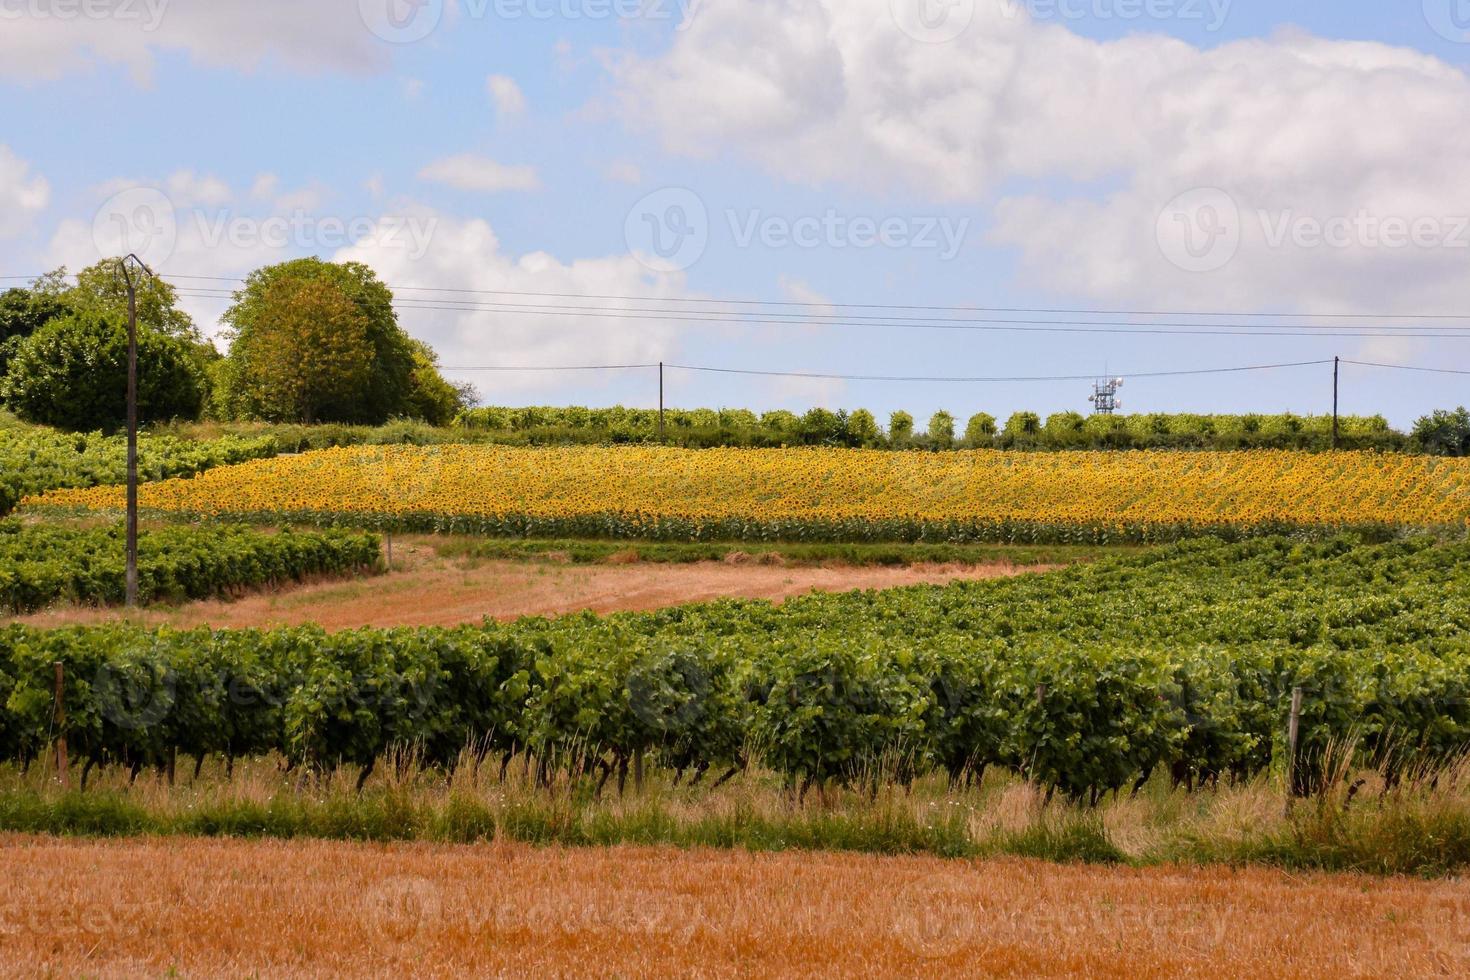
[25, 445, 1470, 543]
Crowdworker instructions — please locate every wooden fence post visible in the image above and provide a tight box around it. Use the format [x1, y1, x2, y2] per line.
[53, 661, 69, 789]
[1285, 686, 1304, 808]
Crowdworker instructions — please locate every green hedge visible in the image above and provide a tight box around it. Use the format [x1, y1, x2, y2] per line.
[0, 522, 382, 614]
[4, 536, 1470, 800]
[0, 426, 279, 516]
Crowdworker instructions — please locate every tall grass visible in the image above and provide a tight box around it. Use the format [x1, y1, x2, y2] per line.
[5, 752, 1469, 875]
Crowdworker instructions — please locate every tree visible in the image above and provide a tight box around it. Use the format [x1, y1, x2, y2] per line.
[1412, 408, 1470, 457]
[1003, 412, 1042, 446]
[964, 412, 996, 448]
[927, 410, 955, 448]
[228, 275, 375, 424]
[65, 261, 200, 342]
[223, 259, 417, 424]
[0, 285, 68, 383]
[797, 407, 849, 446]
[405, 340, 477, 426]
[848, 408, 881, 447]
[0, 309, 204, 430]
[889, 411, 914, 446]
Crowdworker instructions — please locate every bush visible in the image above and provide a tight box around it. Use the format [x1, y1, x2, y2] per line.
[964, 413, 996, 448]
[1, 311, 204, 431]
[1412, 408, 1470, 457]
[927, 411, 955, 449]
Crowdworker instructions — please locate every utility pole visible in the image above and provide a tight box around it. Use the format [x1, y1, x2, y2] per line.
[118, 254, 154, 609]
[1332, 356, 1340, 451]
[658, 362, 665, 438]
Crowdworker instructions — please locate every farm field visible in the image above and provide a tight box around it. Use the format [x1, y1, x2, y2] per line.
[1, 835, 1465, 978]
[27, 443, 1470, 542]
[10, 535, 1050, 630]
[7, 536, 1470, 813]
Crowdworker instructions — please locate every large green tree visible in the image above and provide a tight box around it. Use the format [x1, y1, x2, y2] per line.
[65, 260, 201, 342]
[0, 281, 69, 382]
[0, 309, 205, 430]
[405, 340, 477, 426]
[222, 259, 420, 424]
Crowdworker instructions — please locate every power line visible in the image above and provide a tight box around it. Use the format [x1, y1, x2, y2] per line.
[442, 359, 1334, 383]
[1342, 359, 1470, 377]
[12, 270, 1470, 323]
[441, 363, 659, 373]
[165, 289, 1470, 341]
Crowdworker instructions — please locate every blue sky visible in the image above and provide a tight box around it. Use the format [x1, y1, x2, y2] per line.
[2, 0, 1469, 427]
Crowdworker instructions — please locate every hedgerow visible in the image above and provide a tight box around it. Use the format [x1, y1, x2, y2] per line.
[4, 536, 1470, 800]
[0, 521, 382, 613]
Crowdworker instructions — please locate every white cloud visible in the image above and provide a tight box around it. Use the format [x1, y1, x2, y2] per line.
[0, 1, 390, 85]
[487, 74, 526, 116]
[41, 174, 698, 380]
[418, 154, 542, 193]
[165, 171, 232, 208]
[613, 1, 1470, 312]
[0, 146, 50, 238]
[402, 77, 427, 101]
[605, 160, 643, 185]
[335, 209, 696, 393]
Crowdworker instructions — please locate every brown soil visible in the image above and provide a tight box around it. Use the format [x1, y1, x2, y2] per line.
[12, 540, 1041, 631]
[0, 835, 1464, 978]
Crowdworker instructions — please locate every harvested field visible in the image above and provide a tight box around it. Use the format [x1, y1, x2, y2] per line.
[12, 537, 1045, 630]
[1, 835, 1465, 978]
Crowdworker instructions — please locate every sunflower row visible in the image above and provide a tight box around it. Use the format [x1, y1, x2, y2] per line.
[25, 444, 1470, 542]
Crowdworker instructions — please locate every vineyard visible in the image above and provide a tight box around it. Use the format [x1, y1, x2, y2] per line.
[4, 536, 1468, 801]
[0, 425, 279, 517]
[27, 444, 1470, 543]
[0, 521, 381, 613]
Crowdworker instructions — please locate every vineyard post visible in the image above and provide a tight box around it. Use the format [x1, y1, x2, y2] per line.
[1285, 685, 1304, 806]
[52, 661, 68, 789]
[1332, 357, 1340, 450]
[117, 254, 155, 609]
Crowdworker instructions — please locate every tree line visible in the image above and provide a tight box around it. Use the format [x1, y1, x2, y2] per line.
[457, 404, 1455, 453]
[0, 259, 474, 432]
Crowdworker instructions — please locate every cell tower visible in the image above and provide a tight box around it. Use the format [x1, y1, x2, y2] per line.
[1089, 377, 1125, 415]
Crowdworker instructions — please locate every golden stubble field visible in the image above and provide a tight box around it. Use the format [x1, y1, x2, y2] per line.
[1, 835, 1466, 978]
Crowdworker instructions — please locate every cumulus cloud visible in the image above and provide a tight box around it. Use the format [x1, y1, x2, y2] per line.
[41, 173, 696, 382]
[613, 0, 1470, 312]
[487, 74, 526, 116]
[418, 154, 542, 193]
[0, 0, 391, 85]
[335, 210, 695, 393]
[0, 146, 50, 238]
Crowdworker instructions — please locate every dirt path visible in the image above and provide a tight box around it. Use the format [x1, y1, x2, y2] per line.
[13, 542, 1043, 631]
[0, 835, 1464, 977]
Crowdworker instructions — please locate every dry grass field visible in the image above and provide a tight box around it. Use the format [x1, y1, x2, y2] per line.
[1, 835, 1466, 978]
[12, 537, 1043, 630]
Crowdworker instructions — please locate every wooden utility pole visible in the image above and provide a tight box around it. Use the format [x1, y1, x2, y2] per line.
[1332, 357, 1340, 450]
[118, 254, 155, 609]
[658, 362, 665, 438]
